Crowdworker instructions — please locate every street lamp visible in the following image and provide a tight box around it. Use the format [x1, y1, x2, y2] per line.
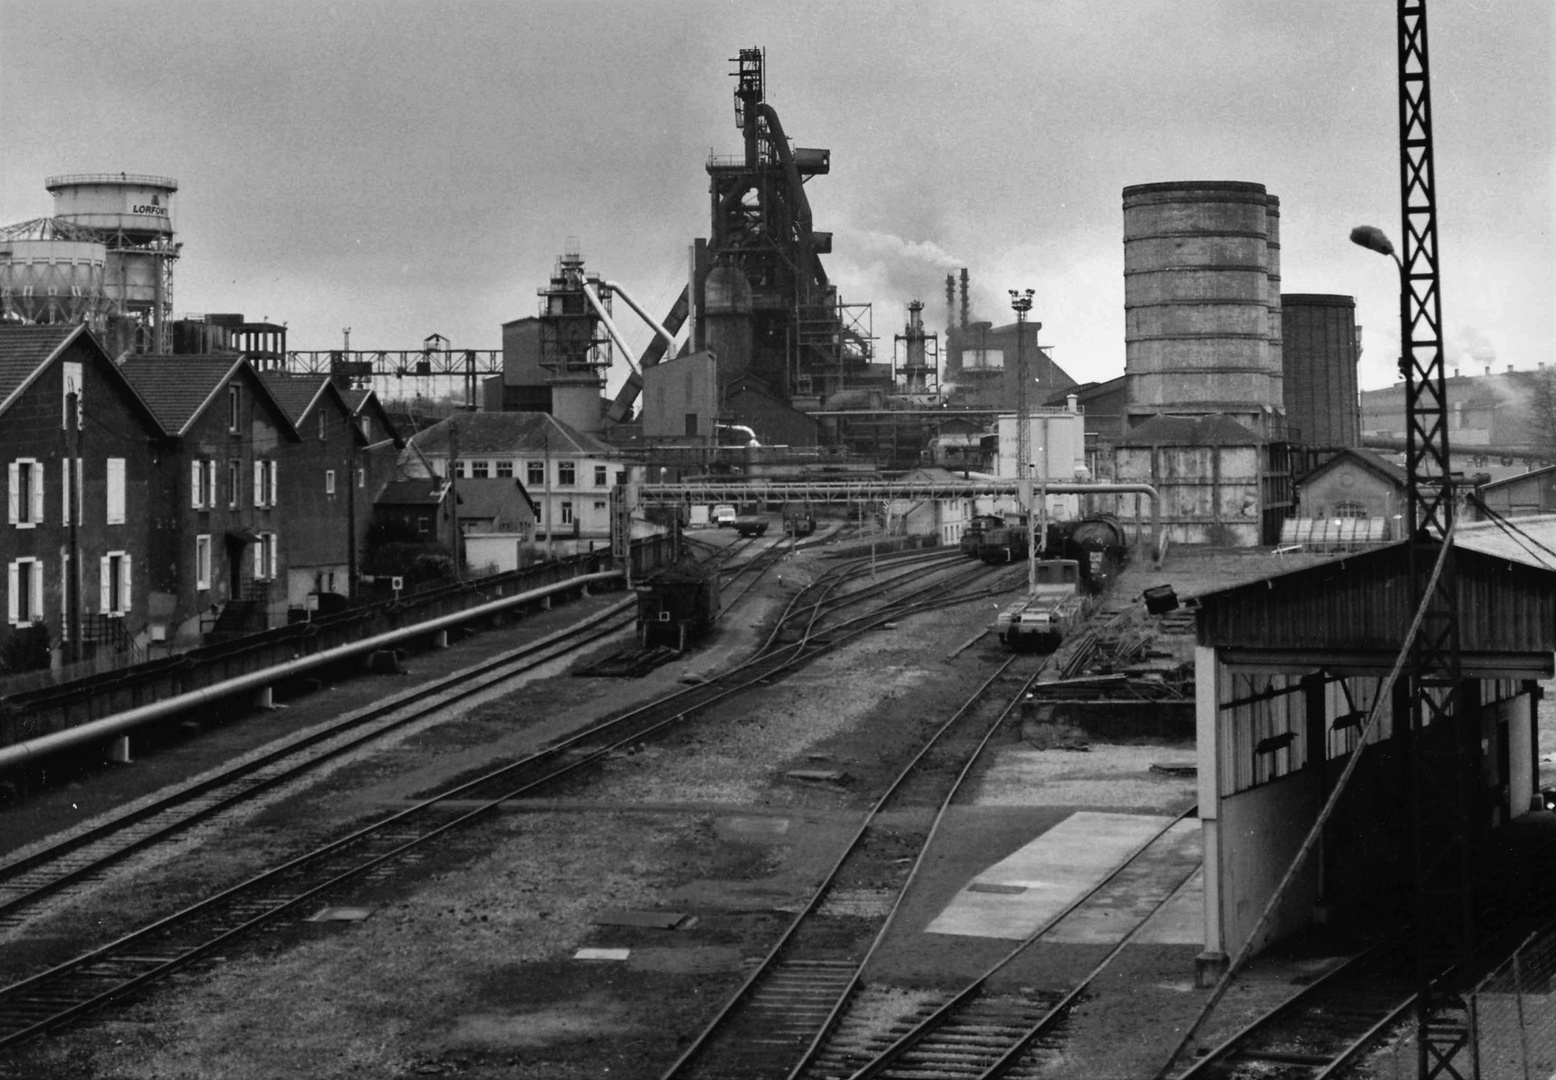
[1010, 289, 1038, 590]
[1350, 224, 1408, 382]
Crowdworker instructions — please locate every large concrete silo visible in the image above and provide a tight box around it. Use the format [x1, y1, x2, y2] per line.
[1122, 181, 1284, 435]
[1281, 294, 1361, 447]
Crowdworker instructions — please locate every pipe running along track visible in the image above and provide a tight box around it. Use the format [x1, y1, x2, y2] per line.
[0, 570, 623, 770]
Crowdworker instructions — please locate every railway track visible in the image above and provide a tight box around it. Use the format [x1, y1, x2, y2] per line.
[792, 808, 1200, 1080]
[0, 549, 1015, 1051]
[1160, 837, 1556, 1079]
[660, 582, 1116, 1080]
[0, 599, 639, 932]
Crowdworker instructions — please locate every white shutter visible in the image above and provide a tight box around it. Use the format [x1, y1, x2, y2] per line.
[207, 461, 218, 509]
[254, 461, 264, 506]
[7, 562, 17, 624]
[269, 460, 278, 507]
[7, 462, 18, 524]
[100, 555, 111, 612]
[29, 463, 43, 525]
[62, 460, 71, 524]
[120, 553, 132, 613]
[254, 541, 264, 579]
[29, 559, 43, 621]
[192, 460, 204, 508]
[106, 458, 126, 524]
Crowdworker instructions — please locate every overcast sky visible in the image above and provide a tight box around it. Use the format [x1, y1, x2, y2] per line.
[2, 0, 1551, 397]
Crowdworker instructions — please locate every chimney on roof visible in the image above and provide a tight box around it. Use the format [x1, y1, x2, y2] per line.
[1507, 364, 1515, 373]
[1485, 365, 1491, 376]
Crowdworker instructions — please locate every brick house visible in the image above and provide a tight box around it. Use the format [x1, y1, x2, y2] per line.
[0, 325, 166, 672]
[260, 373, 403, 608]
[119, 355, 302, 644]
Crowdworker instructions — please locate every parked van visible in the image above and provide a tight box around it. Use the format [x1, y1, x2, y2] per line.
[711, 503, 737, 527]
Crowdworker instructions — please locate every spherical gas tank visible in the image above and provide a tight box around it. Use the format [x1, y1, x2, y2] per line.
[47, 174, 178, 241]
[0, 239, 110, 323]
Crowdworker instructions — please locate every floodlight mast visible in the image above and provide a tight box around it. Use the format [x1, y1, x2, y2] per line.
[1353, 2, 1470, 1075]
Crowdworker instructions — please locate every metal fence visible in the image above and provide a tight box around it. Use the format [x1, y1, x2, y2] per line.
[1471, 927, 1556, 1080]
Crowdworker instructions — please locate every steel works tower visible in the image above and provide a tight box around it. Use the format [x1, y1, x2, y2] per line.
[689, 48, 875, 406]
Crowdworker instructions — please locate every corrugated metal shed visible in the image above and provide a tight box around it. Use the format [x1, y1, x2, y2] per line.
[1196, 540, 1556, 658]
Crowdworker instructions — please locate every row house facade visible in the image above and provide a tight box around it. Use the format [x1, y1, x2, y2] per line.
[259, 373, 403, 608]
[1, 325, 406, 675]
[0, 326, 166, 670]
[119, 355, 304, 643]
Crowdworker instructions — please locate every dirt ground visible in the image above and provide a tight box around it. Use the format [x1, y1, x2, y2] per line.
[2, 538, 1547, 1079]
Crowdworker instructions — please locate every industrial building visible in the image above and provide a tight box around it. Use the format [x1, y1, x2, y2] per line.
[1193, 528, 1556, 974]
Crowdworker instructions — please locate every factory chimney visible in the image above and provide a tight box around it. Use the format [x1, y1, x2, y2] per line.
[958, 268, 970, 330]
[945, 274, 956, 336]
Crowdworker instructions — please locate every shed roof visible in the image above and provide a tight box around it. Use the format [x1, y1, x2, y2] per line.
[410, 411, 616, 458]
[1479, 464, 1556, 494]
[1454, 515, 1556, 572]
[1194, 537, 1556, 674]
[455, 477, 537, 519]
[1297, 447, 1408, 488]
[376, 478, 451, 506]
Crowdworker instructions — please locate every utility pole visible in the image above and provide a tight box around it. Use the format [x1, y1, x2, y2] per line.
[448, 423, 461, 581]
[65, 389, 82, 665]
[346, 405, 358, 600]
[1010, 289, 1036, 592]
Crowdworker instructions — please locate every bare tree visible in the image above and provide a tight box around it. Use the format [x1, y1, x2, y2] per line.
[1529, 367, 1556, 463]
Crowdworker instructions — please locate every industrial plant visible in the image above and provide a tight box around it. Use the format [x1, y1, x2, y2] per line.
[1, 22, 1555, 1080]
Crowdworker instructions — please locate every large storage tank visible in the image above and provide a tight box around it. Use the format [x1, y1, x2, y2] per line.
[1122, 181, 1283, 433]
[47, 174, 177, 239]
[46, 174, 180, 354]
[1281, 294, 1361, 447]
[0, 238, 112, 325]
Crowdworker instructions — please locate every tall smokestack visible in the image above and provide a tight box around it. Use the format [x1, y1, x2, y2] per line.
[945, 274, 956, 335]
[958, 268, 970, 330]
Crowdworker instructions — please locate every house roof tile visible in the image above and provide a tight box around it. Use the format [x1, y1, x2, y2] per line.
[0, 324, 80, 413]
[409, 411, 616, 458]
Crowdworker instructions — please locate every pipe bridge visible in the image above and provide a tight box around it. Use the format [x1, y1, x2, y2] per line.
[627, 481, 1160, 546]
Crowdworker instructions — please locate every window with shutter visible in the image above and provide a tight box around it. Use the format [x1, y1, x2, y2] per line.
[8, 462, 19, 525]
[193, 460, 205, 509]
[28, 559, 42, 622]
[268, 460, 278, 506]
[254, 461, 264, 506]
[106, 458, 126, 524]
[196, 535, 211, 590]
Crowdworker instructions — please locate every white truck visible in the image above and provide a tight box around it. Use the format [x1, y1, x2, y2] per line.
[995, 559, 1093, 653]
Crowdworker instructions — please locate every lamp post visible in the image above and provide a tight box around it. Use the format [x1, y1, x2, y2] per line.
[1010, 289, 1037, 592]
